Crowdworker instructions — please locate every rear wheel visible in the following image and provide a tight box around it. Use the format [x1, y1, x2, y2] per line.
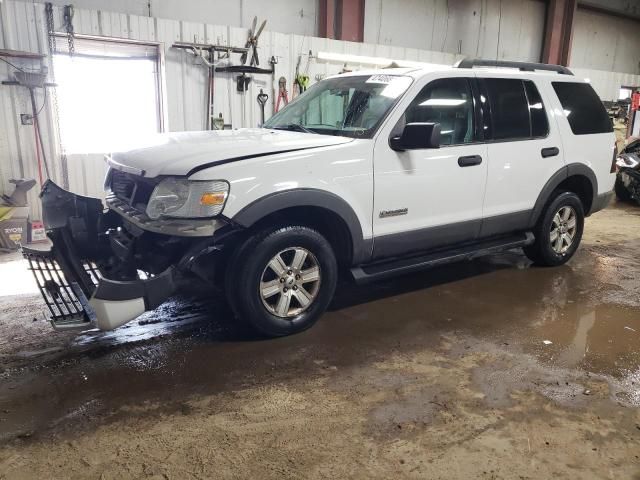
[524, 191, 584, 266]
[226, 225, 338, 337]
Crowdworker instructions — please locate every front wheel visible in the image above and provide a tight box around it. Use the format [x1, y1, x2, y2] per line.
[225, 225, 338, 337]
[524, 191, 584, 266]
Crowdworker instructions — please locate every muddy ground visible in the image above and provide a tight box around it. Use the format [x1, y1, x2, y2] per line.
[1, 202, 640, 479]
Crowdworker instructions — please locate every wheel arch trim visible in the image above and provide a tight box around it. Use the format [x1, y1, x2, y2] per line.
[231, 188, 372, 265]
[530, 163, 598, 226]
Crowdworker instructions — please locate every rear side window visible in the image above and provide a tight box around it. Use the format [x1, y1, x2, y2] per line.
[483, 79, 530, 140]
[552, 82, 612, 135]
[524, 80, 549, 137]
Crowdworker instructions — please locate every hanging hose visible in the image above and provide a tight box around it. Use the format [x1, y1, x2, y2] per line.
[46, 2, 70, 189]
[33, 112, 44, 186]
[29, 87, 51, 183]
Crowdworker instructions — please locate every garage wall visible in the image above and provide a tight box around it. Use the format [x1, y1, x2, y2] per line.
[571, 7, 640, 75]
[11, 0, 319, 37]
[572, 68, 640, 102]
[363, 0, 546, 62]
[0, 0, 466, 219]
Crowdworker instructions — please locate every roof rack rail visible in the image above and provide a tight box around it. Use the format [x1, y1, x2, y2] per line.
[455, 58, 573, 76]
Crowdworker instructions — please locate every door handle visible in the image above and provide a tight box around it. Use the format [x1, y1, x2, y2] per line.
[541, 147, 559, 158]
[458, 155, 482, 167]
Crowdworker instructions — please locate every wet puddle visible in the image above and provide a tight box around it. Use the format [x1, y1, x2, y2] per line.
[1, 241, 639, 441]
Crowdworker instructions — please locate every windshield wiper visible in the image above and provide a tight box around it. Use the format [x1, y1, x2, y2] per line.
[272, 123, 314, 134]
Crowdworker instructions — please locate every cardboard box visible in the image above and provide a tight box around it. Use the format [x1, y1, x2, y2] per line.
[0, 217, 28, 250]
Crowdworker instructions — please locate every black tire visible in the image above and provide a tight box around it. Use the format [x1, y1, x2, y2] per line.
[524, 191, 584, 267]
[614, 175, 632, 202]
[225, 225, 338, 337]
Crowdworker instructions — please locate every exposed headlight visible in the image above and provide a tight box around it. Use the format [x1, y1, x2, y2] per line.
[146, 178, 229, 219]
[616, 154, 640, 169]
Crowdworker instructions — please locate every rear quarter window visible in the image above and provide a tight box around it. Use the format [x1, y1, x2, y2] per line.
[552, 82, 612, 135]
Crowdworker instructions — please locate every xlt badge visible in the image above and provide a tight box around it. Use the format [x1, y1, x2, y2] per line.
[379, 208, 408, 218]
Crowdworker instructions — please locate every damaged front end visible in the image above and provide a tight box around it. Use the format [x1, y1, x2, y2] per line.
[24, 181, 236, 331]
[616, 156, 640, 205]
[616, 140, 640, 205]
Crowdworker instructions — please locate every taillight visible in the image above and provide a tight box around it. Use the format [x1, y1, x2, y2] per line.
[610, 144, 617, 173]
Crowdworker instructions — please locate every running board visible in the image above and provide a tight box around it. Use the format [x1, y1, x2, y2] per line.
[350, 232, 535, 285]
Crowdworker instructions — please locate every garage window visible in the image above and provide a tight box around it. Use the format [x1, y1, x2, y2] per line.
[52, 36, 164, 154]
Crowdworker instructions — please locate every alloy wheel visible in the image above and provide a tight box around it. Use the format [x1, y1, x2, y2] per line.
[259, 247, 321, 318]
[550, 206, 577, 254]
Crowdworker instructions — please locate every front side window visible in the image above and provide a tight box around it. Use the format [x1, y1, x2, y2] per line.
[552, 82, 613, 135]
[263, 74, 413, 138]
[402, 78, 475, 146]
[483, 78, 530, 140]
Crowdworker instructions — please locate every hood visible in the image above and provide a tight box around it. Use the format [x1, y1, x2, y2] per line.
[109, 129, 354, 178]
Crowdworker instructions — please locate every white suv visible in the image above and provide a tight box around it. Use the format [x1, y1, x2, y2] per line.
[25, 59, 615, 337]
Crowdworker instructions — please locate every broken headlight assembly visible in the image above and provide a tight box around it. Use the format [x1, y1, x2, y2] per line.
[146, 178, 229, 219]
[616, 153, 640, 170]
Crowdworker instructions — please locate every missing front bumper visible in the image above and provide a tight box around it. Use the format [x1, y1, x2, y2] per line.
[24, 244, 176, 331]
[23, 247, 98, 330]
[24, 181, 176, 331]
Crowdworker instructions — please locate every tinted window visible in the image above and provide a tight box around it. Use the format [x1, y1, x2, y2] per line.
[484, 79, 530, 140]
[552, 82, 613, 135]
[524, 80, 549, 137]
[403, 78, 474, 146]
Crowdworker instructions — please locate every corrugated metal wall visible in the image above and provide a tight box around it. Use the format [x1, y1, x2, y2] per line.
[571, 7, 640, 75]
[0, 0, 637, 220]
[363, 0, 547, 62]
[572, 68, 640, 101]
[12, 0, 320, 37]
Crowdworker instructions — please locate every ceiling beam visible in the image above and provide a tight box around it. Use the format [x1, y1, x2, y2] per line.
[578, 0, 640, 21]
[318, 0, 365, 42]
[542, 0, 577, 66]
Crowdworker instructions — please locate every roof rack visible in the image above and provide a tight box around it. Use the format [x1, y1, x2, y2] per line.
[455, 58, 573, 75]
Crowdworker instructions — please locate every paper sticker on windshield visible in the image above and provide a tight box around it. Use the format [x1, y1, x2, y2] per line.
[366, 75, 394, 84]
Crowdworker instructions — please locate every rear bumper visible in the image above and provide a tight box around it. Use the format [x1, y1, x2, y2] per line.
[589, 191, 614, 215]
[24, 181, 177, 331]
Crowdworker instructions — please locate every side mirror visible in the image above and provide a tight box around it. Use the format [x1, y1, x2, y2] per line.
[389, 122, 441, 151]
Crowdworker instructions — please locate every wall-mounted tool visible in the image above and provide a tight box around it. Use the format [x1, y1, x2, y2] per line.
[269, 56, 278, 114]
[241, 17, 267, 67]
[173, 41, 250, 130]
[236, 73, 251, 92]
[173, 27, 275, 128]
[257, 88, 269, 125]
[275, 77, 289, 112]
[1, 56, 55, 186]
[213, 112, 229, 130]
[293, 50, 313, 98]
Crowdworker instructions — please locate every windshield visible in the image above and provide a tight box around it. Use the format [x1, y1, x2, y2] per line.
[263, 74, 413, 138]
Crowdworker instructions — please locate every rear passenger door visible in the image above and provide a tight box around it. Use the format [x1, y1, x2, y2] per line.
[478, 76, 564, 237]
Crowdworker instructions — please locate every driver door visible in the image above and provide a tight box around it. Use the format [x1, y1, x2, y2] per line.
[372, 75, 488, 260]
